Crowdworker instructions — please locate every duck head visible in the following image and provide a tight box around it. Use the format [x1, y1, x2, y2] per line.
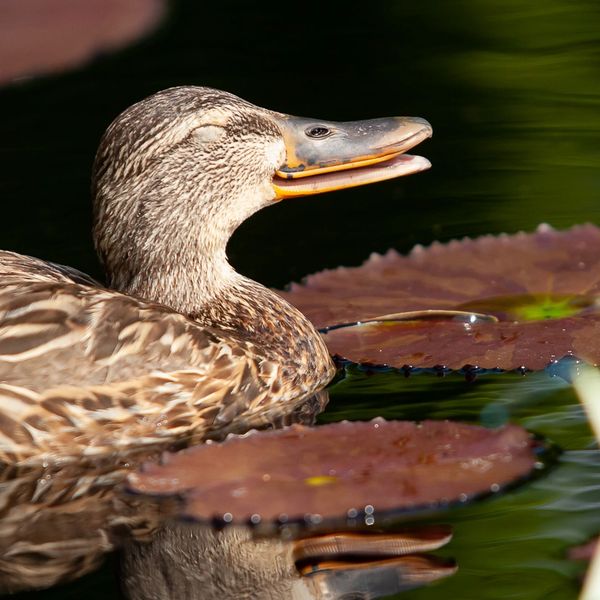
[92, 87, 431, 311]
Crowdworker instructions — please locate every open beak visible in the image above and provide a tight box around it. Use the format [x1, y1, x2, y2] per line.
[272, 113, 432, 199]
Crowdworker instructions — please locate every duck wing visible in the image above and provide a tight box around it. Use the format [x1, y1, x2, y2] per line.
[0, 250, 101, 286]
[0, 252, 299, 467]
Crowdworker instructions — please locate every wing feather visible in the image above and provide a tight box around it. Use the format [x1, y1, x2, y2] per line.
[0, 253, 308, 466]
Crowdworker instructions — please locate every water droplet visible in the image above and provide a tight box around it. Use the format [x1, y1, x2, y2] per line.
[232, 487, 247, 498]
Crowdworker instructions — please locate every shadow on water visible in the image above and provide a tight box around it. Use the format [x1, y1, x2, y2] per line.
[1, 0, 599, 598]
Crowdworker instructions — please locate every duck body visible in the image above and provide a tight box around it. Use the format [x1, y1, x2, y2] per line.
[0, 86, 431, 591]
[0, 251, 333, 592]
[0, 251, 332, 467]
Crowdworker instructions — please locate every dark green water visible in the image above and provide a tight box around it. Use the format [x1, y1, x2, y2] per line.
[327, 369, 600, 599]
[1, 0, 599, 598]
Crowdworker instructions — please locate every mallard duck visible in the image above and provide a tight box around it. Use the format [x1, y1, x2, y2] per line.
[0, 86, 431, 591]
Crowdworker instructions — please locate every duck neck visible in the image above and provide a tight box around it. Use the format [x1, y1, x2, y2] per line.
[109, 232, 242, 323]
[99, 194, 333, 380]
[108, 227, 323, 358]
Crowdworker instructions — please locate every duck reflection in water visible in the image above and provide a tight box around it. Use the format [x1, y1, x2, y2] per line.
[122, 522, 456, 600]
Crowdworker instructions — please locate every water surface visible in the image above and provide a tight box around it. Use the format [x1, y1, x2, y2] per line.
[1, 0, 599, 598]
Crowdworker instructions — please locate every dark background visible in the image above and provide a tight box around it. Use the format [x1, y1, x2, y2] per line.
[1, 0, 599, 598]
[2, 1, 598, 291]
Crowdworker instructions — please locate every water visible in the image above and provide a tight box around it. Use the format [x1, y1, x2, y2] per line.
[0, 0, 599, 598]
[326, 369, 600, 600]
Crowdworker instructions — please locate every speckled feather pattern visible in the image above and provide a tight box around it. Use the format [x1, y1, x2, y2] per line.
[0, 87, 335, 591]
[0, 261, 331, 466]
[0, 252, 332, 592]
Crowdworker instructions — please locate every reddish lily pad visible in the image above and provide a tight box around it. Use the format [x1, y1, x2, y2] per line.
[278, 224, 600, 371]
[128, 419, 543, 527]
[0, 0, 165, 85]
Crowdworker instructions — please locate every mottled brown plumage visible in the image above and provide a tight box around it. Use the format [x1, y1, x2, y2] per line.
[0, 88, 334, 591]
[0, 86, 431, 591]
[0, 88, 336, 466]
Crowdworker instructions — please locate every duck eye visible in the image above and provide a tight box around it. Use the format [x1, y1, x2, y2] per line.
[305, 126, 331, 139]
[193, 124, 226, 144]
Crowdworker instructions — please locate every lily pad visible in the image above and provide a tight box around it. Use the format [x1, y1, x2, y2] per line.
[279, 224, 600, 371]
[0, 0, 165, 85]
[128, 419, 543, 528]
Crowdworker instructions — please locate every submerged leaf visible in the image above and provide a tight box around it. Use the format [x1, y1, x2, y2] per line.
[279, 224, 600, 370]
[128, 420, 541, 526]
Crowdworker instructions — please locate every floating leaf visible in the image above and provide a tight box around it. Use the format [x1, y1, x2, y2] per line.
[0, 0, 165, 85]
[279, 224, 600, 370]
[128, 419, 543, 527]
